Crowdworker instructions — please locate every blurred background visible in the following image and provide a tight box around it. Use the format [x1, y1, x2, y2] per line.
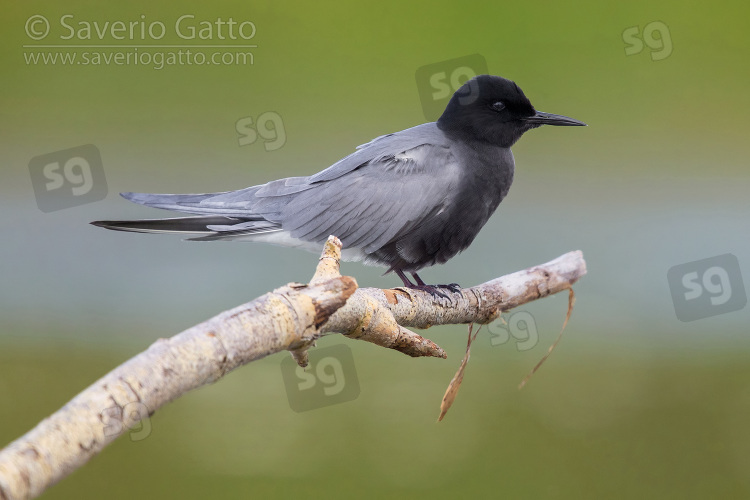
[2, 1, 750, 498]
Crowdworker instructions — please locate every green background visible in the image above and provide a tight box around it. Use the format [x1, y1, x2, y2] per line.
[2, 1, 750, 498]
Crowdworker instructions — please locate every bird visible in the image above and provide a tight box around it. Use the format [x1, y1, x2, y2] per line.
[92, 75, 585, 296]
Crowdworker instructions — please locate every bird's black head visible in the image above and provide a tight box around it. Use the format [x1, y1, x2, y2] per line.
[436, 74, 585, 148]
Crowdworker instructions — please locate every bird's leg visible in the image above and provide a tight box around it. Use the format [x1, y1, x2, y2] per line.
[411, 272, 427, 287]
[395, 269, 416, 287]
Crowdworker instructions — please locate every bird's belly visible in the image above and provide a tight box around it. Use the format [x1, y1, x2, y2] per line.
[370, 198, 500, 272]
[236, 230, 369, 262]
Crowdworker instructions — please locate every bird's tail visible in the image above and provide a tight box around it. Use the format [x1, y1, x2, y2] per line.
[91, 215, 283, 239]
[120, 191, 216, 212]
[91, 216, 240, 234]
[92, 188, 283, 238]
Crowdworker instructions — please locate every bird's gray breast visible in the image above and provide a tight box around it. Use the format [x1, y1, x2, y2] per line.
[375, 141, 515, 271]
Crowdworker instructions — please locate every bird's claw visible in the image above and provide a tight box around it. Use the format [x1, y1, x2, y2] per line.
[402, 283, 461, 299]
[437, 283, 462, 293]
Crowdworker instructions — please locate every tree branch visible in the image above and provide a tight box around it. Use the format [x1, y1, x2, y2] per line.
[0, 236, 586, 500]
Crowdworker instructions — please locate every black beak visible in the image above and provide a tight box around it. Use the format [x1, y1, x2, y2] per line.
[523, 111, 586, 127]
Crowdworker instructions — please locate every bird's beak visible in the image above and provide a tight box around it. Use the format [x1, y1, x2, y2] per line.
[523, 111, 587, 126]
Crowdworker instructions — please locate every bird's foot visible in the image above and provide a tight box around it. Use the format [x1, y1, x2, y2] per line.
[402, 283, 452, 299]
[393, 270, 461, 299]
[436, 283, 462, 293]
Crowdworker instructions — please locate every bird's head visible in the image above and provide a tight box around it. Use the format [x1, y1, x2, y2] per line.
[436, 74, 586, 148]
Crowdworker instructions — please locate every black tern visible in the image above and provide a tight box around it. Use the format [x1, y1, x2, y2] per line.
[92, 75, 585, 294]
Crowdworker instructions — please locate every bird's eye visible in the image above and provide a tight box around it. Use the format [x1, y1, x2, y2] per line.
[491, 101, 506, 112]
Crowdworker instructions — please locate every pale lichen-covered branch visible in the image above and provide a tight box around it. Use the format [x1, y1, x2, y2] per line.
[0, 266, 356, 500]
[0, 236, 586, 500]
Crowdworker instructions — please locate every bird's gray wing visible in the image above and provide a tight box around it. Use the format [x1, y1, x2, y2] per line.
[252, 125, 462, 254]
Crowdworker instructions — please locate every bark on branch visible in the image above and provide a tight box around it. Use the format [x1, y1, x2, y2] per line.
[0, 236, 586, 500]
